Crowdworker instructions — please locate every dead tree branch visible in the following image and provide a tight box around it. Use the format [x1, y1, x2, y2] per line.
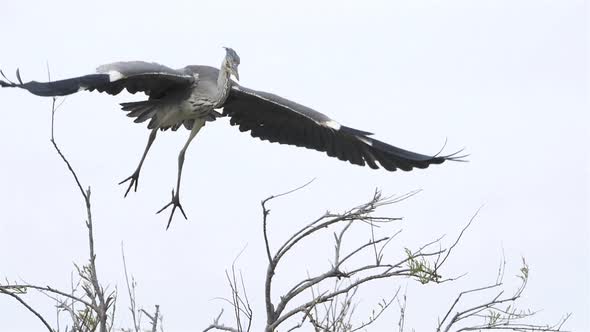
[257, 188, 456, 331]
[0, 288, 54, 332]
[0, 94, 116, 332]
[49, 95, 113, 332]
[207, 249, 253, 332]
[437, 258, 571, 332]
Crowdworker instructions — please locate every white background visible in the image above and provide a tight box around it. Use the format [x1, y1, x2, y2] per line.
[0, 1, 587, 331]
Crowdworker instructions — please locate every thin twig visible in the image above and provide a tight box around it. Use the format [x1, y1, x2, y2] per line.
[121, 243, 139, 332]
[0, 284, 97, 311]
[49, 93, 109, 332]
[0, 288, 54, 332]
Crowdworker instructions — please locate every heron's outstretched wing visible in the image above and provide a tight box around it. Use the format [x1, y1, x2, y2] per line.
[223, 85, 461, 171]
[0, 61, 194, 98]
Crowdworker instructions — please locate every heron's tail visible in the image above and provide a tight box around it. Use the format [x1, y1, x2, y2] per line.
[120, 100, 160, 126]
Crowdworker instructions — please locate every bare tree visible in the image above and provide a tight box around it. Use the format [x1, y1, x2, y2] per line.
[0, 95, 159, 332]
[436, 257, 571, 332]
[204, 185, 571, 332]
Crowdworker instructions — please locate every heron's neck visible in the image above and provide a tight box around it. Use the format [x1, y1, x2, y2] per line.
[214, 60, 232, 107]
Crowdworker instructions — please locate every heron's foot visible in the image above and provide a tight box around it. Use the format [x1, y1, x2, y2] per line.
[118, 169, 141, 197]
[157, 188, 188, 229]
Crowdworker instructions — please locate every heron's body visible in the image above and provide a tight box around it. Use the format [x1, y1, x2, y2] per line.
[112, 64, 229, 130]
[0, 48, 464, 228]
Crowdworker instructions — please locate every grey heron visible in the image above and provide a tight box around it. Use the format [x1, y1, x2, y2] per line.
[0, 48, 464, 228]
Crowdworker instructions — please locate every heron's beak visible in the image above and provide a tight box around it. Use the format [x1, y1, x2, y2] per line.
[231, 64, 240, 81]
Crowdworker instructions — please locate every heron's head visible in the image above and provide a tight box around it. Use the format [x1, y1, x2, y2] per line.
[223, 47, 240, 81]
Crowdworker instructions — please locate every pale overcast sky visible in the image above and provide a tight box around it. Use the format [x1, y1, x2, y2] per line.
[0, 1, 587, 331]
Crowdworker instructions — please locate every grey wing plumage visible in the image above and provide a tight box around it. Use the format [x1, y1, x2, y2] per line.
[0, 61, 194, 98]
[223, 85, 461, 171]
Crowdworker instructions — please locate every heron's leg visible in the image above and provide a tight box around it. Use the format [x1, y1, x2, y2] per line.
[119, 128, 158, 197]
[157, 119, 206, 229]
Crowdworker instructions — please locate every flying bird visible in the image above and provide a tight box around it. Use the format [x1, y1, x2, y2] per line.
[0, 48, 464, 228]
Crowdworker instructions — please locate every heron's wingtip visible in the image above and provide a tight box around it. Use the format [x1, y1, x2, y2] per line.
[0, 68, 20, 88]
[432, 138, 469, 163]
[15, 68, 23, 84]
[443, 148, 470, 162]
[0, 69, 11, 87]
